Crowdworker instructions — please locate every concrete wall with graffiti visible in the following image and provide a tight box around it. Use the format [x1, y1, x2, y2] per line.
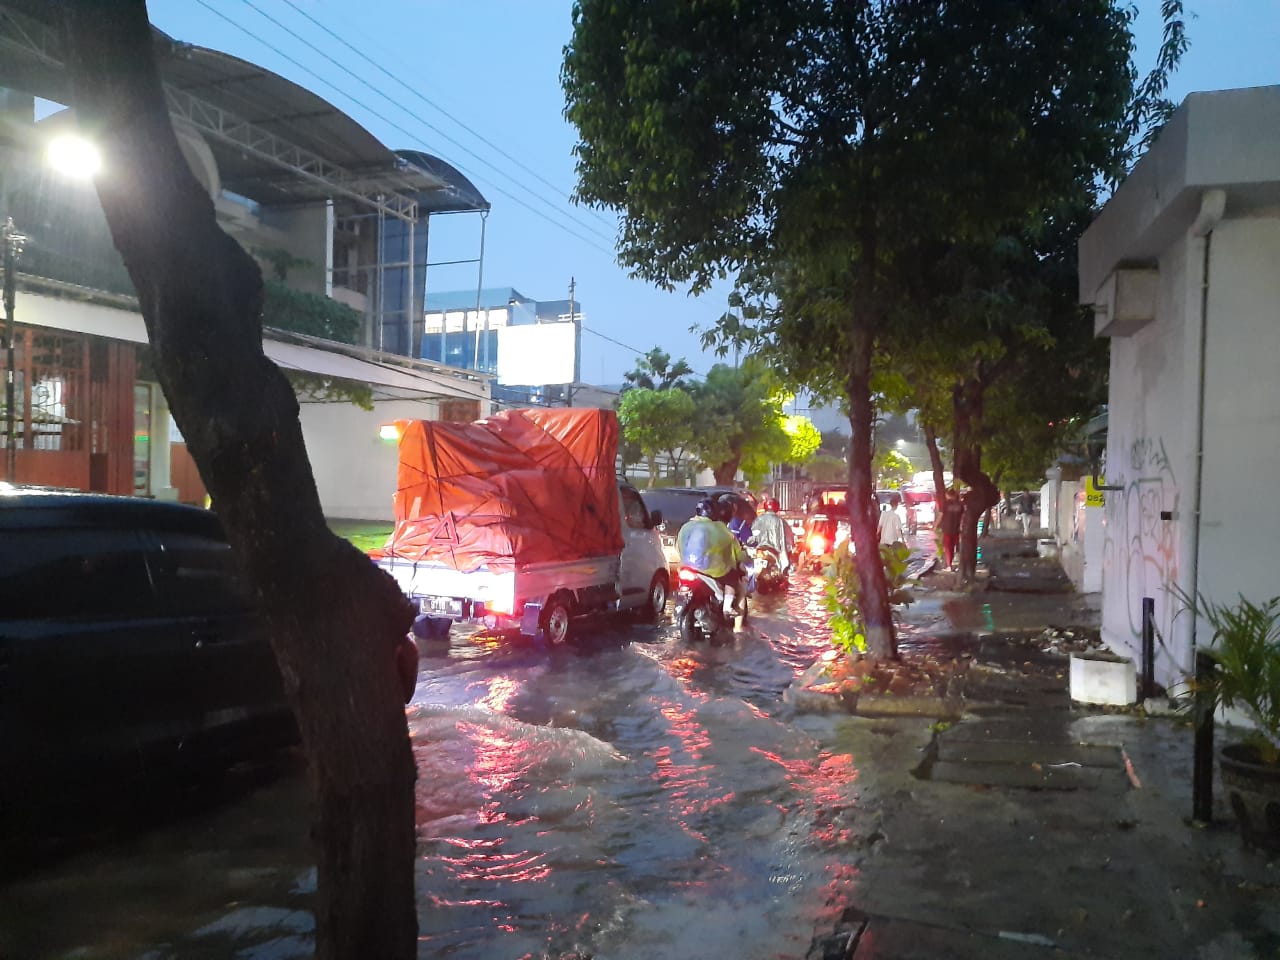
[1080, 85, 1280, 695]
[1099, 236, 1195, 689]
[1099, 214, 1280, 689]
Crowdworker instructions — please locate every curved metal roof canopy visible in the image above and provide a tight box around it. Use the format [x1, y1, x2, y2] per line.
[396, 149, 490, 214]
[0, 6, 488, 221]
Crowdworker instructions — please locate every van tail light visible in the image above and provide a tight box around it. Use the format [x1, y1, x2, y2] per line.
[808, 533, 827, 556]
[678, 567, 701, 583]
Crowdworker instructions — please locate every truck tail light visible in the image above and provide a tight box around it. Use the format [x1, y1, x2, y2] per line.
[485, 573, 516, 615]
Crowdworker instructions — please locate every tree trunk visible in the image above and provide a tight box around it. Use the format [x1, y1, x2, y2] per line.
[713, 459, 740, 485]
[923, 423, 947, 504]
[846, 325, 894, 659]
[60, 5, 419, 957]
[646, 454, 657, 487]
[951, 377, 1000, 585]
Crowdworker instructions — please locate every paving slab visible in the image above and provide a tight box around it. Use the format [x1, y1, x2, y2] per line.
[847, 914, 1094, 960]
[933, 738, 1122, 768]
[926, 758, 1127, 790]
[939, 716, 1081, 743]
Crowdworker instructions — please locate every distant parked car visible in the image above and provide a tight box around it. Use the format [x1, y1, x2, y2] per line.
[0, 490, 298, 816]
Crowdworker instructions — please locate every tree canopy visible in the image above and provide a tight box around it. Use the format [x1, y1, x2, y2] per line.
[616, 386, 696, 485]
[686, 359, 789, 485]
[564, 0, 1147, 657]
[621, 347, 694, 393]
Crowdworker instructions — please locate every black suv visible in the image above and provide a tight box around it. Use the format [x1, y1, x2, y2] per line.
[0, 490, 296, 814]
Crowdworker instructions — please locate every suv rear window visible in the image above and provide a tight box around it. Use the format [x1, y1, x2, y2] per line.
[639, 490, 704, 527]
[0, 528, 155, 620]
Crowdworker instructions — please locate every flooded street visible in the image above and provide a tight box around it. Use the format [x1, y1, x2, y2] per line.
[2, 573, 877, 960]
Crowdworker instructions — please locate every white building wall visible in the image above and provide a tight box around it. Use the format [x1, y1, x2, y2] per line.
[1099, 233, 1196, 687]
[1099, 213, 1280, 687]
[299, 397, 440, 521]
[1050, 474, 1106, 595]
[1197, 216, 1280, 619]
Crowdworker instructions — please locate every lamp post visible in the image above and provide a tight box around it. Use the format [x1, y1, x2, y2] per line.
[3, 216, 26, 484]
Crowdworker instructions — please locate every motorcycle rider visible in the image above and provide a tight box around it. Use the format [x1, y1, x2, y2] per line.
[750, 497, 793, 573]
[677, 497, 749, 617]
[718, 492, 755, 546]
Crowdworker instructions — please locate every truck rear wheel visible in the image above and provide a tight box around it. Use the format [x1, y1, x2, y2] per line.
[540, 595, 573, 645]
[638, 572, 668, 623]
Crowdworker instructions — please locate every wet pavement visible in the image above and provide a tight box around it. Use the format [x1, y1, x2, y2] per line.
[806, 534, 1280, 960]
[3, 530, 1278, 959]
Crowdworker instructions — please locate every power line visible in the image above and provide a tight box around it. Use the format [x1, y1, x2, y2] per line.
[580, 323, 708, 380]
[234, 0, 616, 248]
[283, 0, 617, 235]
[212, 0, 614, 252]
[190, 0, 616, 256]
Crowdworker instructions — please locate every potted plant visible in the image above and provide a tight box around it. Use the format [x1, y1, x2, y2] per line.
[1173, 586, 1280, 851]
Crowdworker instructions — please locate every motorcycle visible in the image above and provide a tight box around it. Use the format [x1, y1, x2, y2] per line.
[673, 566, 745, 644]
[747, 542, 788, 592]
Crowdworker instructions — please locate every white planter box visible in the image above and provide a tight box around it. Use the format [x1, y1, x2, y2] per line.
[1070, 651, 1137, 706]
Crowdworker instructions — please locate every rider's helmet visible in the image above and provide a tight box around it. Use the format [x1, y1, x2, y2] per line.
[762, 497, 780, 513]
[695, 497, 717, 518]
[709, 495, 733, 523]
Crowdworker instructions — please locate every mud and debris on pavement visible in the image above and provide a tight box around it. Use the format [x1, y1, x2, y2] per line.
[798, 529, 1280, 960]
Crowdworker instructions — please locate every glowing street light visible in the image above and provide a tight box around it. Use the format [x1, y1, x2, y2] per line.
[45, 133, 102, 180]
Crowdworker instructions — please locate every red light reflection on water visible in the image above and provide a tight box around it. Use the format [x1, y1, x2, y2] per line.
[474, 674, 519, 713]
[645, 700, 739, 834]
[415, 717, 555, 885]
[439, 846, 552, 883]
[662, 656, 712, 697]
[753, 747, 860, 847]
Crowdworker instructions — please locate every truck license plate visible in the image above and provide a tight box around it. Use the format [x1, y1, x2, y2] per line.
[422, 597, 463, 618]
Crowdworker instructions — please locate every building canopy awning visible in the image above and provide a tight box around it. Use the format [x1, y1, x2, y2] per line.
[17, 285, 490, 403]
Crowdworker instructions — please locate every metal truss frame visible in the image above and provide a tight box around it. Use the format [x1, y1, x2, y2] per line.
[164, 85, 420, 223]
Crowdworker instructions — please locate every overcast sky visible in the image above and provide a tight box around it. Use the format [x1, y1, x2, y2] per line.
[146, 0, 1280, 391]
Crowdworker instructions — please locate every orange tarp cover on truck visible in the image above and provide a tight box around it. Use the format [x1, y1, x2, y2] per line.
[381, 407, 623, 572]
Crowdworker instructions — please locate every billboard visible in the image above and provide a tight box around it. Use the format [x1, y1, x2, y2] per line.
[496, 322, 577, 386]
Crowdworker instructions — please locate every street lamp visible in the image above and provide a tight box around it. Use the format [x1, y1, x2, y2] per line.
[46, 133, 102, 180]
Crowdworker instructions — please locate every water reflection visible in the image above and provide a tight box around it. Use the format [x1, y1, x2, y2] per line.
[3, 574, 867, 960]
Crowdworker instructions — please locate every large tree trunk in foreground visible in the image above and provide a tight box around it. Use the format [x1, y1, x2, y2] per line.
[951, 377, 1000, 585]
[846, 325, 895, 659]
[61, 4, 418, 957]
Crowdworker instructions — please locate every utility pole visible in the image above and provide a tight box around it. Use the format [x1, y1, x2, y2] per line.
[3, 216, 26, 484]
[567, 276, 580, 406]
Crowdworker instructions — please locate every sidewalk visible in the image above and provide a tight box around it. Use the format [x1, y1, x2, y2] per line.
[799, 532, 1280, 959]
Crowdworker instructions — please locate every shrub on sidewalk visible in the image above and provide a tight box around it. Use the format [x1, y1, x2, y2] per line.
[823, 541, 913, 657]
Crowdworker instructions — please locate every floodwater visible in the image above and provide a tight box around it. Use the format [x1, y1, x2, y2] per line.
[1, 561, 917, 960]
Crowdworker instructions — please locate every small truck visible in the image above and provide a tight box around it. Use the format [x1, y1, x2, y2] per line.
[371, 408, 669, 645]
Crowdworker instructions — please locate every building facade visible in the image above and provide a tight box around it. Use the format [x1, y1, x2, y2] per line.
[0, 10, 490, 520]
[1076, 85, 1280, 690]
[422, 287, 584, 407]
